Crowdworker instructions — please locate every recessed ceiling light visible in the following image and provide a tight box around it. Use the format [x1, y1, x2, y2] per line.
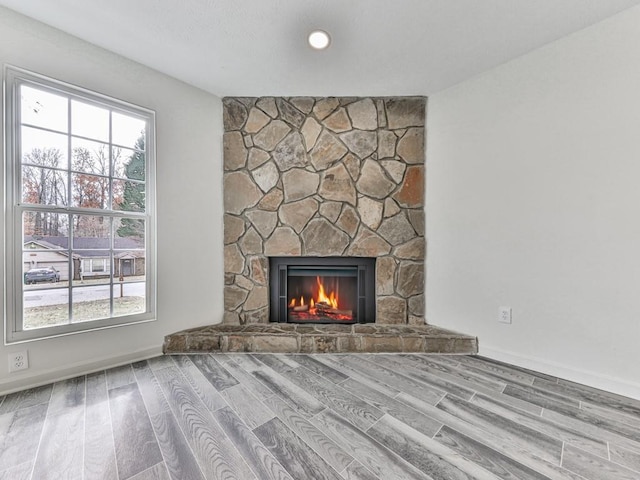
[308, 30, 331, 50]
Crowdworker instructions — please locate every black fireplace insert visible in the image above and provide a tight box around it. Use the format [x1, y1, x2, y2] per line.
[269, 257, 376, 324]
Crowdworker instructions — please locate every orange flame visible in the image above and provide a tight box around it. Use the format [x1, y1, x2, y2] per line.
[289, 298, 295, 307]
[316, 276, 338, 308]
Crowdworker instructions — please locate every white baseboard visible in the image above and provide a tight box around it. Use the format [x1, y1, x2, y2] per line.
[479, 345, 640, 401]
[0, 345, 162, 395]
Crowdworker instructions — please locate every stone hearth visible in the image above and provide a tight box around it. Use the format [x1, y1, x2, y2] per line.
[223, 96, 426, 325]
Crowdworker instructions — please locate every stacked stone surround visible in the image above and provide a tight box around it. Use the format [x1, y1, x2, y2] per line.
[223, 96, 426, 325]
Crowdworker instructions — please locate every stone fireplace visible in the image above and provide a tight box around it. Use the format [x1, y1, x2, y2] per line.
[223, 96, 425, 325]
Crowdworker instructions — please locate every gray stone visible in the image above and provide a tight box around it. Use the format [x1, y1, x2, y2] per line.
[301, 218, 350, 256]
[245, 108, 271, 133]
[247, 148, 271, 170]
[279, 197, 319, 233]
[356, 159, 396, 199]
[408, 294, 425, 316]
[235, 275, 254, 291]
[246, 210, 278, 238]
[384, 198, 401, 218]
[357, 196, 383, 230]
[252, 335, 298, 352]
[258, 188, 284, 211]
[397, 128, 425, 164]
[380, 159, 406, 184]
[313, 98, 339, 120]
[397, 262, 424, 297]
[290, 97, 315, 114]
[239, 227, 263, 255]
[395, 237, 425, 260]
[249, 256, 268, 285]
[347, 228, 391, 256]
[256, 97, 278, 118]
[244, 135, 253, 148]
[224, 214, 245, 244]
[336, 205, 359, 238]
[385, 97, 425, 129]
[301, 117, 322, 152]
[244, 286, 268, 311]
[235, 97, 256, 108]
[244, 307, 269, 324]
[253, 120, 291, 151]
[223, 311, 240, 324]
[282, 169, 320, 202]
[319, 202, 342, 222]
[310, 130, 348, 171]
[264, 227, 301, 256]
[224, 285, 248, 310]
[340, 130, 377, 159]
[223, 98, 248, 130]
[272, 132, 307, 171]
[376, 99, 387, 127]
[393, 165, 424, 208]
[377, 212, 417, 246]
[224, 171, 262, 214]
[347, 98, 377, 130]
[408, 315, 425, 326]
[377, 133, 394, 161]
[224, 244, 245, 274]
[223, 132, 247, 171]
[323, 108, 352, 133]
[343, 153, 360, 180]
[376, 257, 396, 295]
[277, 98, 305, 128]
[251, 161, 279, 193]
[318, 163, 357, 206]
[224, 273, 235, 285]
[377, 296, 407, 324]
[407, 209, 425, 236]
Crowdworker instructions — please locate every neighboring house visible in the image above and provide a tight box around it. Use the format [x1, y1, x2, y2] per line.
[23, 235, 145, 280]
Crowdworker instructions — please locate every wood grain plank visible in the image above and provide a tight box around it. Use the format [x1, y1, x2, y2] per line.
[154, 365, 257, 480]
[310, 409, 433, 480]
[341, 461, 380, 480]
[0, 460, 33, 480]
[312, 356, 401, 398]
[214, 406, 294, 480]
[251, 368, 326, 417]
[0, 384, 52, 415]
[221, 359, 275, 400]
[473, 356, 559, 383]
[367, 414, 498, 480]
[262, 394, 355, 473]
[106, 364, 136, 389]
[32, 378, 86, 480]
[456, 356, 539, 385]
[189, 354, 239, 391]
[84, 371, 118, 480]
[253, 417, 344, 480]
[581, 401, 640, 430]
[128, 462, 171, 480]
[220, 383, 275, 429]
[108, 382, 163, 480]
[150, 410, 205, 480]
[290, 354, 350, 383]
[171, 354, 227, 413]
[146, 355, 178, 371]
[609, 444, 640, 474]
[132, 360, 171, 417]
[562, 444, 640, 480]
[0, 403, 47, 471]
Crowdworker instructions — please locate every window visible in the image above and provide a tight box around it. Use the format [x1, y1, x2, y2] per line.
[4, 66, 156, 342]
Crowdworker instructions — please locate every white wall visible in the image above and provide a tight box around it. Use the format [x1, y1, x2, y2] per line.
[0, 6, 224, 393]
[427, 5, 640, 399]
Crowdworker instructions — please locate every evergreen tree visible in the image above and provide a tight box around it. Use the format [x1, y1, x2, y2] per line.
[116, 135, 145, 239]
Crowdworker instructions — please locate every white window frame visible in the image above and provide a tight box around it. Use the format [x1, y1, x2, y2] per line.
[4, 66, 157, 343]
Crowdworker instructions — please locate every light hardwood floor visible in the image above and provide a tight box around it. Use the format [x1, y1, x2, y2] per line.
[1, 353, 639, 479]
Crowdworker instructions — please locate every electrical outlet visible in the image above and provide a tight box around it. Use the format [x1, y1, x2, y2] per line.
[498, 306, 512, 324]
[8, 350, 29, 373]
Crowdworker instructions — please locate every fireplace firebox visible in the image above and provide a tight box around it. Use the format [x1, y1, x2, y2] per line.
[269, 257, 376, 324]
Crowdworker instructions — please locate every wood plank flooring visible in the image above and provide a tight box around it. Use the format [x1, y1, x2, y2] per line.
[1, 354, 639, 480]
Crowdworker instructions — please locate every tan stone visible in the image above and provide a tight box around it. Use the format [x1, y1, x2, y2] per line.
[256, 97, 278, 118]
[239, 227, 263, 255]
[376, 99, 387, 128]
[251, 161, 279, 193]
[310, 130, 348, 171]
[397, 261, 424, 297]
[319, 202, 342, 223]
[356, 159, 395, 199]
[235, 275, 254, 291]
[376, 256, 397, 295]
[224, 244, 245, 274]
[282, 169, 320, 202]
[244, 135, 253, 148]
[223, 98, 248, 130]
[224, 171, 262, 214]
[377, 212, 417, 246]
[273, 132, 307, 171]
[401, 336, 426, 352]
[376, 296, 407, 324]
[301, 218, 350, 256]
[393, 165, 424, 208]
[323, 108, 352, 133]
[245, 108, 271, 133]
[385, 97, 425, 129]
[340, 130, 377, 159]
[244, 286, 268, 311]
[380, 159, 406, 184]
[336, 205, 359, 238]
[224, 273, 235, 285]
[408, 315, 426, 326]
[185, 335, 221, 352]
[301, 117, 322, 152]
[347, 98, 377, 130]
[313, 97, 340, 120]
[378, 130, 397, 158]
[290, 97, 315, 114]
[408, 294, 425, 316]
[223, 311, 240, 324]
[253, 120, 291, 150]
[347, 228, 391, 256]
[361, 336, 402, 352]
[279, 197, 319, 233]
[264, 227, 301, 255]
[258, 188, 284, 211]
[357, 196, 383, 230]
[244, 307, 269, 324]
[276, 98, 305, 128]
[397, 128, 425, 164]
[250, 256, 268, 285]
[407, 209, 425, 236]
[246, 210, 278, 239]
[394, 237, 425, 260]
[224, 285, 248, 310]
[163, 335, 186, 353]
[318, 163, 356, 205]
[224, 214, 245, 244]
[252, 335, 298, 353]
[384, 198, 401, 218]
[343, 153, 360, 180]
[247, 148, 271, 170]
[223, 132, 247, 171]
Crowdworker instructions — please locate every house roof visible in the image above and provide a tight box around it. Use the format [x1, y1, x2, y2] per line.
[25, 235, 144, 258]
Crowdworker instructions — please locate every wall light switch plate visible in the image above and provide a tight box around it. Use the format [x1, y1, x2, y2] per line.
[499, 306, 512, 324]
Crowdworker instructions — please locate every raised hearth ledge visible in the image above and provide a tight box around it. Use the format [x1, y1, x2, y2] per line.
[163, 324, 478, 354]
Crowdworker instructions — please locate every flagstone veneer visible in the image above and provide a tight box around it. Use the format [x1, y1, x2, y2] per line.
[223, 96, 426, 325]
